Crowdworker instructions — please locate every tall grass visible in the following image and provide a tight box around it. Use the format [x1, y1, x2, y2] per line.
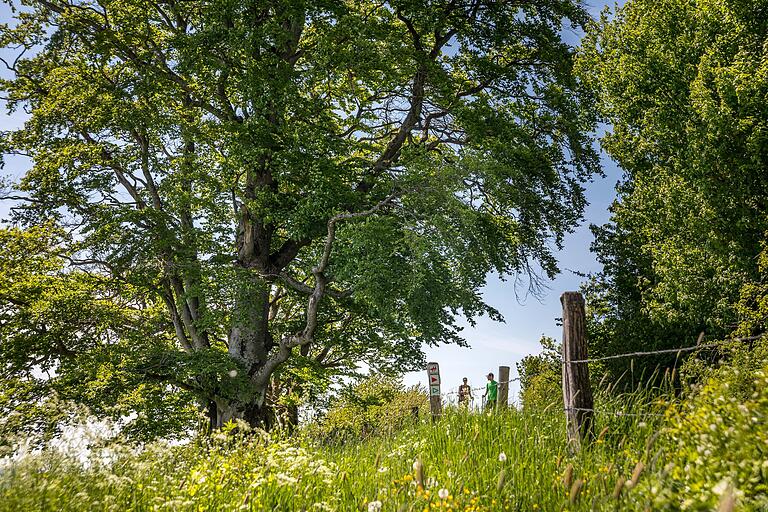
[0, 389, 670, 512]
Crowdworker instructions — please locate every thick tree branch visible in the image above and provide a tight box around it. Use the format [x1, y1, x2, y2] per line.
[269, 237, 313, 270]
[253, 191, 401, 387]
[169, 275, 208, 350]
[160, 281, 194, 352]
[276, 272, 352, 300]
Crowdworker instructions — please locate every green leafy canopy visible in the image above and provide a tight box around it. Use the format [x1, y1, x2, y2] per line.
[576, 0, 768, 380]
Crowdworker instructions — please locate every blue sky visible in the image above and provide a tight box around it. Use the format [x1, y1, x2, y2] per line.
[0, 1, 624, 404]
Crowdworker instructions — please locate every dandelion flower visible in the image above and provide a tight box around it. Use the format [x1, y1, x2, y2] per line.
[498, 452, 507, 462]
[367, 500, 382, 512]
[438, 488, 449, 500]
[228, 369, 238, 378]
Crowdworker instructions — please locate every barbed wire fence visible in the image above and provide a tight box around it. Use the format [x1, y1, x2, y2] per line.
[424, 291, 764, 449]
[559, 291, 767, 450]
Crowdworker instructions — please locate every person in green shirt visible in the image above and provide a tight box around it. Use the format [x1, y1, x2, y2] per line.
[483, 372, 498, 410]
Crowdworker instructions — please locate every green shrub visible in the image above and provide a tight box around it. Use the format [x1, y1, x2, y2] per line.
[517, 337, 563, 411]
[636, 340, 768, 510]
[303, 374, 429, 444]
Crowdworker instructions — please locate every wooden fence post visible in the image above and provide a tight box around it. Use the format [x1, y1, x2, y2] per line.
[426, 362, 442, 419]
[498, 365, 510, 408]
[561, 291, 594, 452]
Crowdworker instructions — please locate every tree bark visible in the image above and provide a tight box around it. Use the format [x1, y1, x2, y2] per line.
[218, 270, 274, 428]
[561, 291, 594, 452]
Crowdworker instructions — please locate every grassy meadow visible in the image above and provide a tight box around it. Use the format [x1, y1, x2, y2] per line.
[0, 407, 654, 512]
[3, 355, 768, 512]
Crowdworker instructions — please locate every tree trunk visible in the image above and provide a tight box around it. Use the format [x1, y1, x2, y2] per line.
[229, 272, 272, 370]
[215, 272, 275, 429]
[213, 398, 275, 430]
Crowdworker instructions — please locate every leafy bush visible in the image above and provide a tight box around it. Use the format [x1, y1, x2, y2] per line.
[517, 337, 563, 411]
[636, 340, 768, 510]
[736, 238, 768, 339]
[303, 374, 429, 444]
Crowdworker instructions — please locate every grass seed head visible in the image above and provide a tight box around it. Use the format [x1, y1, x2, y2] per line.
[613, 476, 625, 499]
[630, 461, 645, 487]
[718, 486, 736, 512]
[562, 463, 573, 490]
[650, 447, 664, 470]
[413, 458, 424, 489]
[569, 479, 584, 504]
[644, 431, 661, 457]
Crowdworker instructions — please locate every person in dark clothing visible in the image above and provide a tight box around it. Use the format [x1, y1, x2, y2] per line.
[458, 377, 472, 407]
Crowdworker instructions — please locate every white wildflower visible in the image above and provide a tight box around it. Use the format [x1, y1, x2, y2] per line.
[713, 479, 730, 496]
[378, 466, 388, 473]
[275, 473, 298, 486]
[498, 452, 507, 462]
[438, 488, 449, 500]
[228, 369, 238, 378]
[367, 500, 382, 512]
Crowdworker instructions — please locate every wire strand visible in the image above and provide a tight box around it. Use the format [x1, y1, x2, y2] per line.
[563, 334, 764, 364]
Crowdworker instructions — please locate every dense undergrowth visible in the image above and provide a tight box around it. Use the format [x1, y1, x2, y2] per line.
[2, 345, 767, 511]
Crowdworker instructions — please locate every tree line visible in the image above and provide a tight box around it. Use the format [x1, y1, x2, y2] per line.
[520, 0, 768, 400]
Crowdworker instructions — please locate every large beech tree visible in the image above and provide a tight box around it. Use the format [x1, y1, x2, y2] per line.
[0, 0, 597, 430]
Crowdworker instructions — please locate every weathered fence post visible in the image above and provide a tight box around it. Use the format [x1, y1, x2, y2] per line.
[426, 362, 442, 419]
[498, 365, 510, 408]
[561, 291, 594, 451]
